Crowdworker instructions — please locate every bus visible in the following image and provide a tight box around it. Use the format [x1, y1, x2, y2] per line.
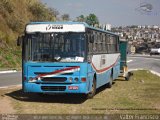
[17, 22, 120, 98]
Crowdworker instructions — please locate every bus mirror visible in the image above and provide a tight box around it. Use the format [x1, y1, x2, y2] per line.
[17, 36, 23, 46]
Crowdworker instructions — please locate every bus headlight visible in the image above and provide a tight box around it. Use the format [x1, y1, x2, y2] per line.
[74, 77, 79, 82]
[69, 77, 73, 82]
[29, 77, 37, 82]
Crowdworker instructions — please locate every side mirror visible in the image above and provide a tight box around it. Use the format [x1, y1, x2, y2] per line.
[17, 36, 23, 46]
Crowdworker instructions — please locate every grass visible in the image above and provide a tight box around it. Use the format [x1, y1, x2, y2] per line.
[0, 70, 160, 114]
[0, 45, 21, 70]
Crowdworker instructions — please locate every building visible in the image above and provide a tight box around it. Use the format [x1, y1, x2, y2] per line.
[104, 24, 111, 31]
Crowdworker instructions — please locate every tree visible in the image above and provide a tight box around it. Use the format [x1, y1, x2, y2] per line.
[86, 13, 99, 26]
[61, 14, 70, 21]
[49, 8, 59, 18]
[75, 14, 99, 27]
[76, 15, 85, 22]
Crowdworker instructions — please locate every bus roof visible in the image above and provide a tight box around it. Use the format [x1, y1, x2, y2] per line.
[26, 21, 118, 36]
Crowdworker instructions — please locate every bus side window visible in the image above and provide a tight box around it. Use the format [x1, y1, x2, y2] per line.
[93, 32, 98, 53]
[116, 37, 120, 52]
[88, 34, 92, 54]
[107, 34, 112, 53]
[101, 33, 106, 53]
[105, 34, 108, 53]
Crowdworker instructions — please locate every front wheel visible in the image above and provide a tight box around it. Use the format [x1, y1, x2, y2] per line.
[86, 78, 96, 99]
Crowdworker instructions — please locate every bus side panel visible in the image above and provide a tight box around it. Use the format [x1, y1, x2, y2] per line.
[87, 63, 96, 93]
[91, 53, 120, 88]
[96, 70, 111, 88]
[113, 59, 120, 80]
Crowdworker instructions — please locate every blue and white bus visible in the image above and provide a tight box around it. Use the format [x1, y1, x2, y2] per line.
[17, 22, 120, 98]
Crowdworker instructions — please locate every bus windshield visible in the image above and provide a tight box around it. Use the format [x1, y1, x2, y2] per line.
[24, 32, 86, 62]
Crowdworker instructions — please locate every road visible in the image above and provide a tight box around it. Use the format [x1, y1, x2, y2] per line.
[128, 56, 160, 74]
[0, 56, 160, 87]
[0, 72, 21, 87]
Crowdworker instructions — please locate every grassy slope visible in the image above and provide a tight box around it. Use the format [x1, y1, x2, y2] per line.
[0, 70, 160, 114]
[0, 0, 55, 69]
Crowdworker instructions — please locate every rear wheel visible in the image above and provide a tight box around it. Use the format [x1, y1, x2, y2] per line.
[86, 77, 96, 99]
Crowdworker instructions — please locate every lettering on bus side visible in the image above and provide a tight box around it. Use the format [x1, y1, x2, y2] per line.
[46, 24, 63, 30]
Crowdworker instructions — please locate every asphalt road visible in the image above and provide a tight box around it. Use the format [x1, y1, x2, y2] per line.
[128, 56, 160, 73]
[0, 72, 21, 87]
[0, 56, 160, 87]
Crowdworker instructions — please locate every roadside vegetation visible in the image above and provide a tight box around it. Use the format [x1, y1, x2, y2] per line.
[0, 70, 159, 114]
[0, 0, 56, 69]
[0, 0, 100, 69]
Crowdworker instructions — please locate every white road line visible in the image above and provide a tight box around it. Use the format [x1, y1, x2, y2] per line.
[0, 84, 22, 89]
[0, 70, 17, 74]
[128, 57, 160, 61]
[127, 60, 133, 63]
[150, 70, 160, 77]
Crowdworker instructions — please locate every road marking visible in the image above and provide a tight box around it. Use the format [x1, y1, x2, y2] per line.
[127, 60, 133, 63]
[0, 84, 22, 89]
[0, 70, 17, 74]
[128, 56, 160, 61]
[150, 70, 160, 77]
[154, 59, 160, 61]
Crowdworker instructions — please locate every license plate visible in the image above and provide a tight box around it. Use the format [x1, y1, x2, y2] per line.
[68, 86, 78, 90]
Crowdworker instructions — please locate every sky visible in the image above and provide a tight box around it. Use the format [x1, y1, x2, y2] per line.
[41, 0, 160, 27]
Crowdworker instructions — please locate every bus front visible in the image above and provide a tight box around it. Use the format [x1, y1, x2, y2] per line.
[21, 22, 91, 95]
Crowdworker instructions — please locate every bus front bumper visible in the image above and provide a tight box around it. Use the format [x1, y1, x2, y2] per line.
[23, 82, 88, 94]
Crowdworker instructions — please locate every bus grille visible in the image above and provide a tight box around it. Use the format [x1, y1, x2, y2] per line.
[41, 77, 67, 82]
[41, 86, 66, 91]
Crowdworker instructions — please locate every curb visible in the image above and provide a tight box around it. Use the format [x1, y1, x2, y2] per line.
[0, 70, 17, 74]
[0, 84, 22, 89]
[150, 70, 160, 77]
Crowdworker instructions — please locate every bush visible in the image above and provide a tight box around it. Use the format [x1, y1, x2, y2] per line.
[29, 2, 55, 21]
[0, 0, 14, 14]
[6, 14, 25, 33]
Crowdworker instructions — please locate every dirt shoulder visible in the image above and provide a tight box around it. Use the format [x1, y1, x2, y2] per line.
[0, 87, 18, 114]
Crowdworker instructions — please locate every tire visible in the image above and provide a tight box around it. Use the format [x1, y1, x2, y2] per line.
[125, 72, 133, 81]
[125, 76, 129, 81]
[106, 75, 113, 88]
[86, 77, 96, 99]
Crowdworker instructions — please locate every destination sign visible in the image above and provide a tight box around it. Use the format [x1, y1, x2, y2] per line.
[46, 24, 63, 30]
[26, 23, 85, 33]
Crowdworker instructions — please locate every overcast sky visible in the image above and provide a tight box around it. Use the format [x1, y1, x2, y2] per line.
[41, 0, 160, 26]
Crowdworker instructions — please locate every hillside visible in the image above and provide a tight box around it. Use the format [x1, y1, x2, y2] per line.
[0, 0, 56, 69]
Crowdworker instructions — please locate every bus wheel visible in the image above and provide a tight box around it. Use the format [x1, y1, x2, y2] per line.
[86, 78, 96, 99]
[107, 75, 113, 88]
